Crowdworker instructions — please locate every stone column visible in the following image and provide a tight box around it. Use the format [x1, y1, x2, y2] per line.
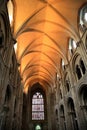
[49, 92, 56, 130]
[47, 92, 51, 130]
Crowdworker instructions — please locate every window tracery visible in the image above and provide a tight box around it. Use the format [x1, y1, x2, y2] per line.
[73, 54, 86, 80]
[32, 92, 44, 120]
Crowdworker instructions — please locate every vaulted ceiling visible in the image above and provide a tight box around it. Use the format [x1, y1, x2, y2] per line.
[13, 0, 87, 91]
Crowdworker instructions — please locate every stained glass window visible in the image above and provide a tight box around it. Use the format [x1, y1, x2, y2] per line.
[32, 92, 44, 120]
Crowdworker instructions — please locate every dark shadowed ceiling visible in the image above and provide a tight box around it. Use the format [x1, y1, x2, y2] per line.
[12, 0, 87, 92]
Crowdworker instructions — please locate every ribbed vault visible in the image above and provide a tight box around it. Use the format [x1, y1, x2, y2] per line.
[12, 0, 87, 91]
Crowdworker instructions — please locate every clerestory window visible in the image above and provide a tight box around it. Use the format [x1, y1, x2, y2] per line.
[79, 4, 87, 26]
[69, 38, 77, 54]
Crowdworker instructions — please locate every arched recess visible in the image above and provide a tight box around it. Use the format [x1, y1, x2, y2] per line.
[72, 53, 81, 80]
[67, 97, 79, 130]
[72, 53, 86, 81]
[55, 108, 59, 130]
[79, 85, 87, 123]
[55, 109, 58, 121]
[0, 13, 7, 57]
[59, 105, 66, 130]
[4, 85, 12, 107]
[22, 83, 48, 130]
[29, 83, 47, 121]
[64, 72, 70, 93]
[79, 59, 86, 75]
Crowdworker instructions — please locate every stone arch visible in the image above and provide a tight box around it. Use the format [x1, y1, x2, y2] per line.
[72, 53, 80, 70]
[72, 53, 86, 80]
[67, 97, 79, 130]
[22, 83, 47, 130]
[76, 65, 82, 79]
[60, 105, 65, 117]
[78, 84, 87, 122]
[59, 104, 66, 130]
[79, 85, 87, 103]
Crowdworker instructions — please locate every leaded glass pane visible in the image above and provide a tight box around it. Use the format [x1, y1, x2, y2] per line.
[32, 92, 44, 120]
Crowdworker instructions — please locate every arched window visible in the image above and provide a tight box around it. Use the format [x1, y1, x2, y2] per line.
[79, 4, 87, 27]
[32, 92, 44, 120]
[68, 38, 77, 55]
[80, 86, 87, 110]
[80, 59, 86, 74]
[60, 89, 62, 99]
[68, 98, 79, 130]
[66, 81, 70, 92]
[79, 86, 87, 124]
[60, 105, 66, 130]
[82, 88, 87, 107]
[76, 65, 82, 79]
[61, 59, 65, 70]
[7, 0, 14, 26]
